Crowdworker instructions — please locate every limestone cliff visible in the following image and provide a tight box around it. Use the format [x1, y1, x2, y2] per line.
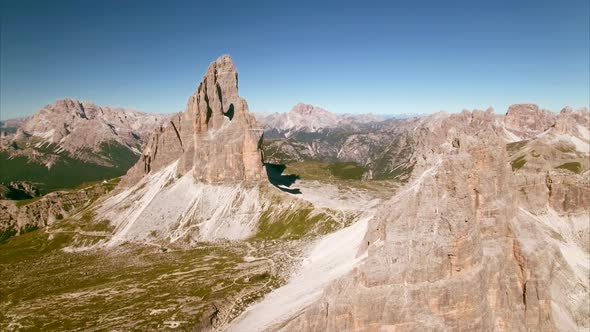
[97, 56, 268, 245]
[122, 55, 266, 186]
[504, 103, 557, 139]
[507, 106, 589, 217]
[232, 109, 589, 331]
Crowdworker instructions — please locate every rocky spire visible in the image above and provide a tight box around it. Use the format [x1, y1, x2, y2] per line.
[122, 55, 266, 185]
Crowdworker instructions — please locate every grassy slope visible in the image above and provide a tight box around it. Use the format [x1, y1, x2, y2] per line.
[556, 162, 582, 174]
[507, 138, 588, 174]
[0, 178, 350, 330]
[283, 161, 367, 181]
[0, 226, 287, 331]
[254, 202, 355, 241]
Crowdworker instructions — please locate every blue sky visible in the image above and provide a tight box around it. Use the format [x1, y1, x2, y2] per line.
[1, 0, 589, 119]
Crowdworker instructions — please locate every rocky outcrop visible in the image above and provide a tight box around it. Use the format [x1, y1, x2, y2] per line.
[515, 172, 590, 215]
[98, 55, 267, 245]
[0, 182, 111, 236]
[504, 104, 557, 138]
[553, 106, 590, 136]
[507, 106, 589, 217]
[122, 55, 266, 185]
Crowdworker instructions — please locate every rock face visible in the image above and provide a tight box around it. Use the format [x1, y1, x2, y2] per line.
[2, 99, 167, 164]
[506, 106, 589, 220]
[554, 106, 590, 136]
[99, 56, 267, 245]
[231, 108, 589, 331]
[122, 55, 266, 185]
[504, 103, 557, 138]
[0, 182, 111, 236]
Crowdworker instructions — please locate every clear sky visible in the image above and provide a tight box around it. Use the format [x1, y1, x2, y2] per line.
[1, 0, 589, 119]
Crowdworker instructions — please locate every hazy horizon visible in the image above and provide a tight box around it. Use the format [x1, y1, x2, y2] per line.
[2, 95, 588, 121]
[1, 0, 589, 119]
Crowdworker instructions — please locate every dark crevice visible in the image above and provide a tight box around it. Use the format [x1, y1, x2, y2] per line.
[223, 104, 234, 121]
[78, 102, 88, 119]
[216, 83, 224, 112]
[259, 134, 265, 162]
[152, 136, 159, 160]
[144, 155, 151, 173]
[204, 91, 212, 124]
[522, 281, 527, 309]
[106, 123, 118, 136]
[169, 121, 184, 152]
[257, 133, 264, 150]
[545, 174, 552, 197]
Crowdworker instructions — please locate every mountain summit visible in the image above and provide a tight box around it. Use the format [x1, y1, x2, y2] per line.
[17, 99, 165, 158]
[256, 103, 384, 137]
[123, 55, 266, 185]
[99, 55, 269, 245]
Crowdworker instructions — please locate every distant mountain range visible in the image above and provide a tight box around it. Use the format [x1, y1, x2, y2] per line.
[0, 99, 168, 197]
[254, 103, 388, 137]
[5, 99, 584, 199]
[1, 100, 411, 197]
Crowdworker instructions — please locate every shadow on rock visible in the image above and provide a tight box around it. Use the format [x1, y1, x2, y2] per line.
[265, 163, 301, 194]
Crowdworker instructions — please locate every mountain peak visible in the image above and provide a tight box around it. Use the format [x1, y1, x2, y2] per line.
[122, 54, 266, 185]
[202, 54, 238, 89]
[290, 103, 331, 116]
[54, 97, 83, 105]
[504, 103, 556, 138]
